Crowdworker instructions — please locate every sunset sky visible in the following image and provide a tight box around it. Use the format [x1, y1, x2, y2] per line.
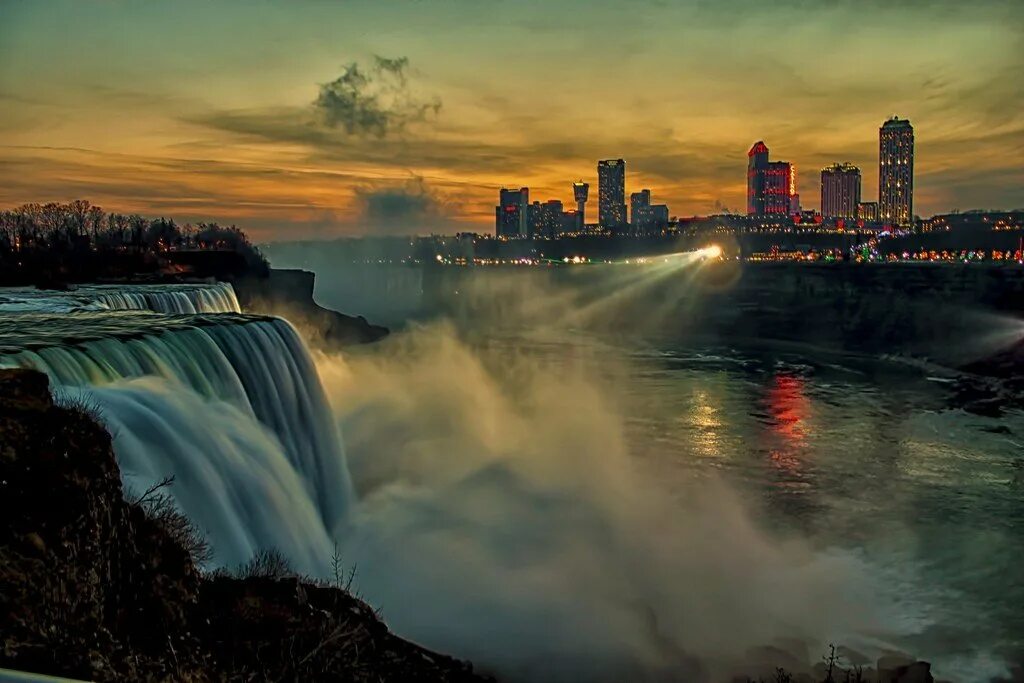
[2, 0, 1022, 240]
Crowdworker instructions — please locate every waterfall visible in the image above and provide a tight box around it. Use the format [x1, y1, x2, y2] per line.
[69, 378, 335, 573]
[0, 282, 241, 314]
[0, 315, 348, 572]
[94, 282, 241, 314]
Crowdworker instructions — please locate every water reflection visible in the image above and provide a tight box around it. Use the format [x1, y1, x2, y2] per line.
[763, 373, 811, 488]
[689, 388, 723, 458]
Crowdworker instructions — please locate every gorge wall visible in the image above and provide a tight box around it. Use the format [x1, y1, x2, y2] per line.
[233, 268, 388, 348]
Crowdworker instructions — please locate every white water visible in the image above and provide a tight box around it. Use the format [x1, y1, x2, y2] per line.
[0, 307, 349, 572]
[70, 377, 335, 573]
[93, 282, 240, 314]
[0, 282, 240, 314]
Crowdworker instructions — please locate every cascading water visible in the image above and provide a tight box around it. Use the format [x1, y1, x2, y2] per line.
[68, 377, 335, 574]
[0, 282, 240, 314]
[0, 289, 346, 574]
[93, 282, 241, 314]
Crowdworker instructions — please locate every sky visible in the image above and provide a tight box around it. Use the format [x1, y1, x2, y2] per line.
[1, 0, 1022, 240]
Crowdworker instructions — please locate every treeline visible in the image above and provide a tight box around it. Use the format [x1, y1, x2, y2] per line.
[0, 200, 269, 283]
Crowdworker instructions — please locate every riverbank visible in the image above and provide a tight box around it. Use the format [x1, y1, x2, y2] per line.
[0, 368, 484, 682]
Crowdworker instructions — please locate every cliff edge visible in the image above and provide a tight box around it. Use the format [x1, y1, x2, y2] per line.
[233, 269, 388, 348]
[0, 368, 484, 682]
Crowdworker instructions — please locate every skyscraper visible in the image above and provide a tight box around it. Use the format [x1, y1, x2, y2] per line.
[528, 199, 563, 239]
[598, 159, 626, 233]
[495, 187, 529, 238]
[747, 141, 769, 215]
[879, 117, 914, 226]
[820, 163, 862, 219]
[573, 180, 589, 232]
[630, 189, 651, 234]
[747, 141, 795, 217]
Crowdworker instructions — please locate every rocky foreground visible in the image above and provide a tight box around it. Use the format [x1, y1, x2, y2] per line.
[0, 368, 485, 682]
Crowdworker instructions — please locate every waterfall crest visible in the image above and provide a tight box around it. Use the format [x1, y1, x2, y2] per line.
[0, 282, 240, 314]
[95, 282, 241, 314]
[0, 314, 349, 570]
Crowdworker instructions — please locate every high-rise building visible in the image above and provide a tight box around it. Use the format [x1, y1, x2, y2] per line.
[629, 189, 669, 235]
[747, 141, 796, 216]
[765, 162, 795, 216]
[879, 117, 914, 226]
[495, 187, 529, 238]
[573, 181, 589, 231]
[598, 159, 626, 233]
[649, 204, 669, 233]
[559, 209, 579, 236]
[528, 199, 563, 239]
[630, 189, 651, 234]
[747, 141, 769, 215]
[820, 163, 862, 219]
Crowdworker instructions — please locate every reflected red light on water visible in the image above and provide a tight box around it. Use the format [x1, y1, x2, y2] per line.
[765, 374, 809, 480]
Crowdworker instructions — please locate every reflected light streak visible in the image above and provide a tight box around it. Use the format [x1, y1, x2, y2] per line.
[765, 374, 810, 483]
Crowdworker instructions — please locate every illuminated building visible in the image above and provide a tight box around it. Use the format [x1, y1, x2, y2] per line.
[495, 187, 529, 238]
[857, 201, 878, 222]
[747, 141, 769, 215]
[559, 209, 579, 236]
[528, 199, 563, 239]
[765, 162, 795, 216]
[820, 163, 862, 219]
[649, 204, 669, 233]
[630, 189, 669, 235]
[573, 180, 589, 232]
[879, 117, 914, 226]
[598, 159, 627, 233]
[747, 141, 796, 216]
[630, 189, 650, 235]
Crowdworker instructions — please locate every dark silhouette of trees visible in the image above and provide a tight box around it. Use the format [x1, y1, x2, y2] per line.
[0, 200, 269, 283]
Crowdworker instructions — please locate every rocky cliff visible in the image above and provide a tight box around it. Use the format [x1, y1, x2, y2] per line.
[233, 269, 389, 348]
[0, 368, 484, 682]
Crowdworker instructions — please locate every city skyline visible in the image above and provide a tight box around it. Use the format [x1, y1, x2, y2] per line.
[1, 0, 1023, 240]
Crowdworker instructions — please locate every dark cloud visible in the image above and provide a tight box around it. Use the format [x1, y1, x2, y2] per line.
[313, 56, 441, 138]
[353, 177, 454, 234]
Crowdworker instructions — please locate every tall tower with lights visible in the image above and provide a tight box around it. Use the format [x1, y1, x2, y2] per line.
[573, 180, 589, 232]
[598, 159, 626, 233]
[878, 117, 914, 226]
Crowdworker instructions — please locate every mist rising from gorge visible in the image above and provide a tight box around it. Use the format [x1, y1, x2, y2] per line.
[314, 319, 913, 682]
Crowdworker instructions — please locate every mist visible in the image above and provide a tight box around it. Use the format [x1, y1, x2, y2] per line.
[316, 321, 908, 682]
